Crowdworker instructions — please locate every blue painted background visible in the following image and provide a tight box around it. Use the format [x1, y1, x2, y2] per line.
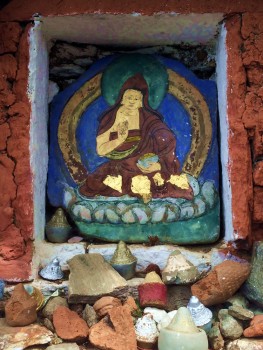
[48, 55, 218, 207]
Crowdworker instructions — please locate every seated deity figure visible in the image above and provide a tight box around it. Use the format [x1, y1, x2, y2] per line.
[79, 73, 193, 203]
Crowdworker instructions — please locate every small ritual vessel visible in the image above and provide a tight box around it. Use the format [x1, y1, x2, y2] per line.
[187, 296, 213, 332]
[158, 307, 208, 350]
[110, 241, 137, 280]
[138, 271, 167, 309]
[135, 313, 159, 349]
[39, 258, 64, 281]
[45, 208, 72, 243]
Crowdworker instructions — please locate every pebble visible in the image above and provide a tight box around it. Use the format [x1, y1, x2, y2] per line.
[218, 309, 243, 340]
[82, 304, 98, 327]
[228, 305, 254, 321]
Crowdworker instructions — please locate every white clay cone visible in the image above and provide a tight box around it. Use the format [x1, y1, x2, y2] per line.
[158, 307, 208, 350]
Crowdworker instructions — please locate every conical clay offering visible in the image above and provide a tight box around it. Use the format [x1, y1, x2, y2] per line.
[158, 307, 208, 350]
[110, 241, 137, 280]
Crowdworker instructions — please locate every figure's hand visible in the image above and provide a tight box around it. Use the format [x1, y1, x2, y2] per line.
[117, 120, 129, 142]
[137, 162, 161, 174]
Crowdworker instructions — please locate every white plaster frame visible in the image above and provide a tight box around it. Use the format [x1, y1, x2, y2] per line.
[27, 15, 234, 279]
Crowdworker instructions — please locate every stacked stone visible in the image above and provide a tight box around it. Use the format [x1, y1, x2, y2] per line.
[2, 246, 263, 349]
[0, 22, 34, 281]
[48, 41, 216, 94]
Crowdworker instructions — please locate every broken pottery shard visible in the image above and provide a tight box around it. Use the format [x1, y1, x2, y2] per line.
[89, 305, 137, 350]
[53, 306, 89, 343]
[0, 319, 53, 350]
[68, 254, 128, 304]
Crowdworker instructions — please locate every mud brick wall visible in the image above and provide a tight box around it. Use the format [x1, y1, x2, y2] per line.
[242, 14, 263, 240]
[0, 22, 33, 280]
[226, 14, 263, 241]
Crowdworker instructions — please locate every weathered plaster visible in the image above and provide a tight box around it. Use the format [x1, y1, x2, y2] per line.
[216, 23, 234, 242]
[42, 13, 223, 46]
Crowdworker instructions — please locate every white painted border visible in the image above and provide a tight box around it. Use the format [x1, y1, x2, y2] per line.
[26, 17, 234, 279]
[28, 21, 49, 278]
[216, 23, 234, 241]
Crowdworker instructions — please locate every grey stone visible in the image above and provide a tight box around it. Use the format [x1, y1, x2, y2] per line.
[74, 57, 93, 67]
[42, 296, 68, 320]
[218, 309, 243, 340]
[228, 305, 254, 321]
[50, 64, 85, 78]
[207, 322, 224, 350]
[83, 304, 98, 327]
[51, 43, 97, 61]
[242, 242, 263, 307]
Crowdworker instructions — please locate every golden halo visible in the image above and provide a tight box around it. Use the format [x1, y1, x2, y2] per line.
[58, 70, 212, 184]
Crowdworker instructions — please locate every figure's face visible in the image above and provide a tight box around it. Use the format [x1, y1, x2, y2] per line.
[121, 89, 143, 110]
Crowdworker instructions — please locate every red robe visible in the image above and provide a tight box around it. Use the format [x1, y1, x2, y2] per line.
[79, 106, 193, 200]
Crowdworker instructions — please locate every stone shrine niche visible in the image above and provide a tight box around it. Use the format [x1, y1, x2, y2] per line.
[48, 53, 219, 244]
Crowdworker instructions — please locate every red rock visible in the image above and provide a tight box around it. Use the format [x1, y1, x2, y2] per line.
[53, 306, 89, 343]
[0, 22, 22, 54]
[254, 161, 263, 186]
[191, 260, 251, 306]
[253, 187, 263, 222]
[5, 283, 37, 326]
[93, 296, 122, 318]
[244, 315, 263, 337]
[89, 305, 137, 350]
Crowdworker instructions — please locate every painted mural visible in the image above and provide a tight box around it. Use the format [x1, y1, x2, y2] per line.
[48, 54, 219, 244]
